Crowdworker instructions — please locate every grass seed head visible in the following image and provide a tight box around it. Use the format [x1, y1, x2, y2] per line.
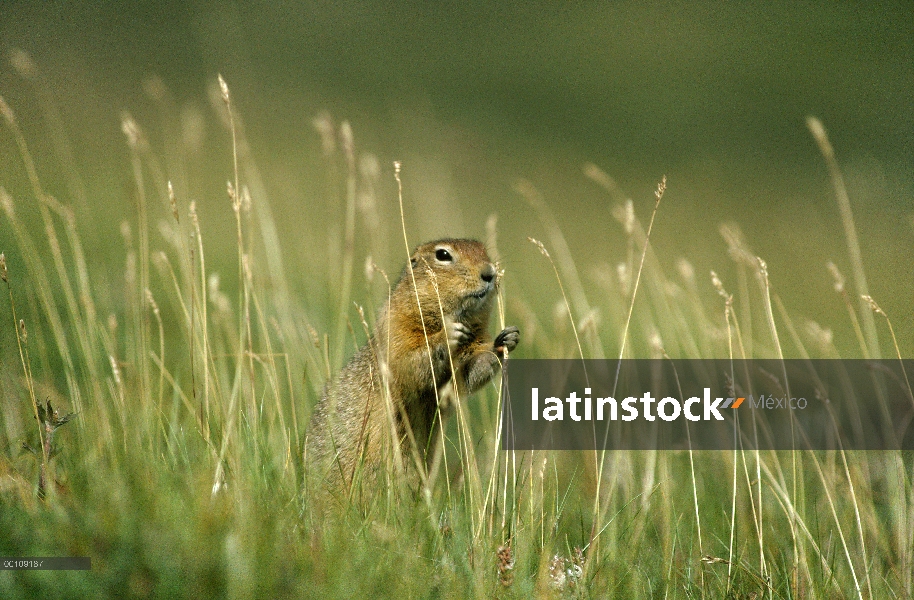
[0, 95, 14, 126]
[207, 274, 231, 315]
[340, 121, 354, 161]
[677, 258, 695, 284]
[578, 308, 600, 334]
[826, 261, 845, 293]
[142, 75, 167, 102]
[611, 200, 635, 233]
[617, 262, 630, 296]
[358, 154, 379, 211]
[805, 320, 833, 348]
[109, 355, 122, 386]
[583, 161, 621, 196]
[120, 220, 132, 245]
[861, 294, 886, 316]
[0, 187, 13, 218]
[528, 237, 550, 258]
[9, 48, 36, 78]
[0, 252, 7, 283]
[364, 255, 375, 282]
[649, 329, 664, 356]
[710, 270, 729, 298]
[120, 112, 147, 151]
[806, 116, 834, 159]
[152, 251, 169, 277]
[168, 181, 179, 222]
[655, 174, 667, 200]
[306, 324, 321, 348]
[720, 222, 756, 267]
[240, 185, 251, 213]
[242, 253, 252, 282]
[623, 199, 635, 234]
[218, 74, 230, 105]
[228, 180, 239, 212]
[552, 300, 568, 335]
[145, 289, 160, 316]
[359, 153, 380, 180]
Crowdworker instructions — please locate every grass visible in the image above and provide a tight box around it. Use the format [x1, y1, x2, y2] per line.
[1, 62, 912, 599]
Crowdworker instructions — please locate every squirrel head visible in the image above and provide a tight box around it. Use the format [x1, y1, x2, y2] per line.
[396, 238, 500, 325]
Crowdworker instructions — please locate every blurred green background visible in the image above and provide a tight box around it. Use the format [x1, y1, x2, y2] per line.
[0, 4, 912, 596]
[1, 0, 911, 355]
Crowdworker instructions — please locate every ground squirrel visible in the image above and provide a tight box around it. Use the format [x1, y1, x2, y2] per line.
[307, 238, 519, 495]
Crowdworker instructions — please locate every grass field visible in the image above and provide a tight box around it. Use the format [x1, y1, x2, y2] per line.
[1, 63, 912, 599]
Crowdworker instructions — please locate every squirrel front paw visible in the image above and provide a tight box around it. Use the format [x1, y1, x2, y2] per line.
[494, 326, 519, 353]
[445, 318, 473, 350]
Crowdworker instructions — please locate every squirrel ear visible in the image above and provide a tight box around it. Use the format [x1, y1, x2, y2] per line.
[410, 257, 418, 268]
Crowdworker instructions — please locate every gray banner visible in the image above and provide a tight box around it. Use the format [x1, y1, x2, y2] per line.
[501, 359, 914, 450]
[1, 558, 91, 570]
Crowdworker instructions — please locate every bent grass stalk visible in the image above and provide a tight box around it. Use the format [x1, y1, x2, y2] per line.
[334, 122, 358, 370]
[861, 295, 913, 408]
[478, 229, 518, 546]
[526, 235, 593, 562]
[861, 294, 913, 597]
[516, 180, 600, 358]
[426, 272, 460, 513]
[592, 176, 666, 566]
[775, 288, 866, 597]
[2, 255, 47, 492]
[3, 101, 98, 416]
[122, 115, 153, 417]
[662, 349, 706, 597]
[807, 117, 880, 360]
[756, 256, 805, 594]
[827, 261, 868, 357]
[393, 161, 437, 501]
[712, 270, 767, 590]
[363, 261, 407, 489]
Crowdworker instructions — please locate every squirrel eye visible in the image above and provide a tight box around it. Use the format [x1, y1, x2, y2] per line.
[435, 248, 453, 262]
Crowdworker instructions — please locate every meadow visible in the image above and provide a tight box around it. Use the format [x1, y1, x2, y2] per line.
[1, 59, 912, 599]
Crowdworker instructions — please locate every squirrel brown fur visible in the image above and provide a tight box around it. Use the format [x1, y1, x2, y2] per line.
[307, 238, 519, 495]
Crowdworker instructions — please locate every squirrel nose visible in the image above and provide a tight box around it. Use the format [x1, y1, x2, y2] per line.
[480, 264, 496, 283]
